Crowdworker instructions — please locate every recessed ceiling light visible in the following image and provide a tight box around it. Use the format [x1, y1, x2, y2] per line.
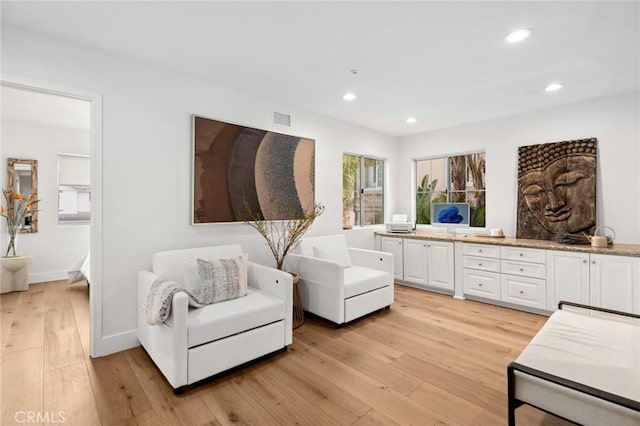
[406, 117, 417, 124]
[504, 28, 533, 44]
[342, 92, 357, 101]
[545, 82, 564, 92]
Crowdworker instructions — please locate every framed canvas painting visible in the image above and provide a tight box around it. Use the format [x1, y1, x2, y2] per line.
[192, 115, 315, 223]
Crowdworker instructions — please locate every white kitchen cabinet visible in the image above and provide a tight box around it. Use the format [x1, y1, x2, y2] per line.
[463, 243, 547, 310]
[546, 251, 640, 314]
[427, 240, 455, 291]
[546, 250, 590, 309]
[395, 238, 454, 291]
[590, 253, 640, 314]
[381, 236, 404, 281]
[403, 239, 427, 284]
[463, 269, 501, 300]
[462, 243, 501, 301]
[500, 274, 546, 309]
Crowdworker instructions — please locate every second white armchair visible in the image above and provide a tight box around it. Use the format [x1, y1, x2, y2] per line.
[285, 234, 394, 326]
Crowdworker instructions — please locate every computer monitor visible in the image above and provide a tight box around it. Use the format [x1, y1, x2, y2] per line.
[431, 202, 470, 234]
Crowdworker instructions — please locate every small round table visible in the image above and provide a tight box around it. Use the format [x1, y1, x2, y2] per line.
[1, 255, 32, 294]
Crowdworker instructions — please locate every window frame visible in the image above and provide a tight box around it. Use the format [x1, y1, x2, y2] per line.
[343, 152, 386, 228]
[414, 151, 486, 229]
[57, 152, 91, 225]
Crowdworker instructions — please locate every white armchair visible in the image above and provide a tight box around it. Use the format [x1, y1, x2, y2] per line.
[137, 244, 292, 393]
[285, 235, 393, 326]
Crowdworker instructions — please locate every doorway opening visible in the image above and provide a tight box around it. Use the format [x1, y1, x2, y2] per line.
[1, 75, 103, 357]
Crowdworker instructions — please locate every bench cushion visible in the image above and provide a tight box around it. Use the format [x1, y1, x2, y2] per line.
[514, 309, 640, 425]
[344, 265, 389, 299]
[166, 288, 285, 348]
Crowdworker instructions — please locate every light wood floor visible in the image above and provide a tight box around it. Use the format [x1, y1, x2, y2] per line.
[0, 281, 571, 426]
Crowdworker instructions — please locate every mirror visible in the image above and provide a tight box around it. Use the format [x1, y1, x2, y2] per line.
[7, 158, 38, 233]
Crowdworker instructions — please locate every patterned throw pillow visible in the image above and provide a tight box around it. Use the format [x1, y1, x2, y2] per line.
[195, 255, 248, 304]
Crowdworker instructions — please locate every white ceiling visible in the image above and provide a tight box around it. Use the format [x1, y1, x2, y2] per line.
[2, 1, 638, 137]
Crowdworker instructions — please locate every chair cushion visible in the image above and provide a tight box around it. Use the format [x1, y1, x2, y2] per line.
[313, 244, 352, 268]
[343, 265, 389, 299]
[297, 234, 350, 257]
[166, 288, 285, 348]
[152, 245, 244, 285]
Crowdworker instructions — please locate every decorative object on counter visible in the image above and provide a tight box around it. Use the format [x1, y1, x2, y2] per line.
[192, 115, 315, 224]
[555, 232, 590, 245]
[474, 228, 505, 238]
[1, 188, 40, 257]
[587, 226, 615, 248]
[490, 228, 504, 237]
[517, 138, 597, 241]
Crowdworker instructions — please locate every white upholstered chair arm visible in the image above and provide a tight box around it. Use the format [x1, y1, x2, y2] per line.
[248, 262, 293, 345]
[285, 253, 344, 286]
[137, 270, 189, 332]
[136, 270, 189, 388]
[285, 253, 345, 323]
[349, 248, 393, 276]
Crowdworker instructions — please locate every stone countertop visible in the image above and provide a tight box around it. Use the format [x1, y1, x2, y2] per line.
[374, 231, 640, 257]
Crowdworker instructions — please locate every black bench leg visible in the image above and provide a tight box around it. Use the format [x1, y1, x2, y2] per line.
[507, 364, 516, 426]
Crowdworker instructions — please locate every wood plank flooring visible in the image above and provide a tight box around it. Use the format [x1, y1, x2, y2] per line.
[0, 281, 570, 425]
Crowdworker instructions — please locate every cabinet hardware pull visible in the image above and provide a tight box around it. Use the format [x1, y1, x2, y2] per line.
[478, 249, 482, 253]
[519, 253, 524, 257]
[582, 259, 587, 263]
[592, 260, 596, 264]
[478, 263, 483, 266]
[478, 283, 483, 287]
[519, 290, 524, 294]
[519, 268, 524, 272]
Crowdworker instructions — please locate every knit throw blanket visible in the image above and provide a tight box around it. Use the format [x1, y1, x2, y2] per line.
[146, 257, 248, 325]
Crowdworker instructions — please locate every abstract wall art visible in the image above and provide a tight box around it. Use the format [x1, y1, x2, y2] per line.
[516, 137, 597, 240]
[192, 116, 315, 223]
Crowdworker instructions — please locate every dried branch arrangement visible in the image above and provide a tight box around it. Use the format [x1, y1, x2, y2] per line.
[245, 203, 325, 270]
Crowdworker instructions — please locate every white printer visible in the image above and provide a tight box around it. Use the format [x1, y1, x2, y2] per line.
[385, 214, 414, 233]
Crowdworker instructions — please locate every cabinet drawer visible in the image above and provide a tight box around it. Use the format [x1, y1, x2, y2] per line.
[501, 246, 545, 264]
[463, 269, 500, 300]
[463, 256, 500, 273]
[462, 243, 500, 258]
[501, 260, 546, 279]
[500, 275, 546, 309]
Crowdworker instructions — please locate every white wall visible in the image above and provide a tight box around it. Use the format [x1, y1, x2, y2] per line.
[397, 91, 640, 244]
[1, 120, 91, 282]
[1, 25, 397, 354]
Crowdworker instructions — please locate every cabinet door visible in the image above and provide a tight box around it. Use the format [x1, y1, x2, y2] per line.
[427, 241, 454, 290]
[403, 239, 428, 285]
[546, 250, 589, 310]
[381, 237, 404, 281]
[590, 254, 640, 314]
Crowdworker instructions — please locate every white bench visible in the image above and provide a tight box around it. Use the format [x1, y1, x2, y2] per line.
[508, 301, 640, 426]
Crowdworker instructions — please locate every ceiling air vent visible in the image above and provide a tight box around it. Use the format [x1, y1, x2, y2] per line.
[274, 112, 291, 126]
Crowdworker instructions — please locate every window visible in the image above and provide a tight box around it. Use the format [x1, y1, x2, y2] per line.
[58, 154, 91, 223]
[415, 153, 485, 227]
[343, 154, 384, 228]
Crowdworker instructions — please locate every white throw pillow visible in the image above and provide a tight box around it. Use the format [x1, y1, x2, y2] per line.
[183, 253, 248, 307]
[313, 244, 352, 268]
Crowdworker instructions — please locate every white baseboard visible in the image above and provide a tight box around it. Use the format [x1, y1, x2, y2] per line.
[29, 270, 68, 284]
[97, 329, 139, 357]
